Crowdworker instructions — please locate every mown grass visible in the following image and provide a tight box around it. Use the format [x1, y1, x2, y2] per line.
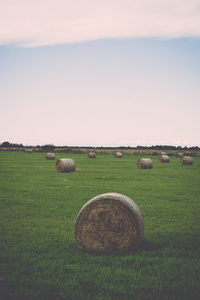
[0, 151, 200, 299]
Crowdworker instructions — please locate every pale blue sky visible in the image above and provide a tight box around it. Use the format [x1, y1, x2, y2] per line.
[0, 1, 200, 147]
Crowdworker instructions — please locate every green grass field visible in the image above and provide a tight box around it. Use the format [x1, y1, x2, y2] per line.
[0, 151, 200, 299]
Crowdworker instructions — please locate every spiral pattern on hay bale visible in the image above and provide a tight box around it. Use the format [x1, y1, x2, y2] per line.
[159, 155, 170, 163]
[45, 153, 55, 160]
[88, 152, 96, 158]
[115, 152, 122, 158]
[137, 158, 153, 169]
[74, 193, 144, 251]
[56, 158, 76, 173]
[180, 156, 193, 165]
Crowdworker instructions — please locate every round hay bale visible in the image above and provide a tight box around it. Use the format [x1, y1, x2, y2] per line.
[180, 156, 193, 165]
[183, 152, 196, 157]
[74, 193, 144, 251]
[45, 153, 55, 160]
[159, 155, 170, 163]
[137, 158, 153, 169]
[176, 153, 183, 157]
[56, 158, 76, 173]
[161, 151, 167, 155]
[25, 149, 32, 153]
[115, 152, 122, 158]
[88, 152, 96, 158]
[183, 151, 192, 156]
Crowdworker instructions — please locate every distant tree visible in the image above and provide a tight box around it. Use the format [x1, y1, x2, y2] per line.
[42, 144, 55, 152]
[1, 141, 10, 147]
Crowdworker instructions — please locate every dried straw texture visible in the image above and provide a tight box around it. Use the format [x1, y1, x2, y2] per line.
[176, 153, 183, 157]
[115, 152, 122, 158]
[180, 156, 193, 165]
[45, 153, 55, 160]
[137, 158, 153, 169]
[56, 158, 76, 173]
[74, 193, 144, 252]
[159, 155, 170, 163]
[88, 152, 96, 158]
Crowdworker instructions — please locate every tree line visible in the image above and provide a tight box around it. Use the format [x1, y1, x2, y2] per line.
[0, 141, 199, 151]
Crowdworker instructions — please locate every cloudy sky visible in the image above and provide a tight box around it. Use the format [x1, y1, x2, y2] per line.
[0, 0, 200, 147]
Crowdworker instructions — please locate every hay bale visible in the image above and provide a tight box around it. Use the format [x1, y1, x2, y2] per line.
[74, 193, 144, 251]
[56, 158, 76, 173]
[161, 151, 167, 155]
[115, 152, 122, 158]
[180, 156, 193, 165]
[45, 153, 55, 160]
[25, 149, 32, 153]
[183, 151, 192, 156]
[137, 158, 153, 169]
[183, 152, 196, 157]
[176, 153, 183, 157]
[159, 155, 170, 163]
[88, 152, 96, 158]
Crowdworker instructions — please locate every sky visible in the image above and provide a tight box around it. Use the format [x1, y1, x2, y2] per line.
[0, 0, 200, 147]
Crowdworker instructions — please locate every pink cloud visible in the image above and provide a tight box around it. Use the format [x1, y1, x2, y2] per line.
[0, 0, 200, 47]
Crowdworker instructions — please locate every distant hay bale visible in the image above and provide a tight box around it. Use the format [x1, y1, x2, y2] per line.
[159, 155, 170, 163]
[45, 153, 55, 160]
[183, 151, 192, 156]
[183, 152, 196, 157]
[115, 152, 122, 158]
[88, 152, 96, 158]
[56, 158, 76, 173]
[176, 153, 183, 157]
[152, 152, 158, 156]
[137, 158, 153, 169]
[25, 149, 32, 153]
[74, 193, 144, 252]
[180, 156, 193, 165]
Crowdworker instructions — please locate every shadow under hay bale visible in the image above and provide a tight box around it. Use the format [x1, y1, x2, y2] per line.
[56, 158, 76, 173]
[180, 156, 193, 165]
[45, 153, 55, 160]
[115, 152, 122, 158]
[137, 158, 153, 169]
[159, 155, 170, 163]
[88, 152, 96, 158]
[74, 193, 144, 252]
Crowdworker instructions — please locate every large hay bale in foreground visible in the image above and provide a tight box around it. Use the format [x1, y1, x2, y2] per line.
[88, 152, 96, 158]
[74, 193, 144, 251]
[137, 158, 153, 169]
[56, 158, 76, 173]
[159, 155, 170, 163]
[180, 156, 193, 165]
[115, 152, 122, 158]
[45, 153, 55, 160]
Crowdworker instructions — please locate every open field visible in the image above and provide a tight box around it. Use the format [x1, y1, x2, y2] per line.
[0, 151, 200, 299]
